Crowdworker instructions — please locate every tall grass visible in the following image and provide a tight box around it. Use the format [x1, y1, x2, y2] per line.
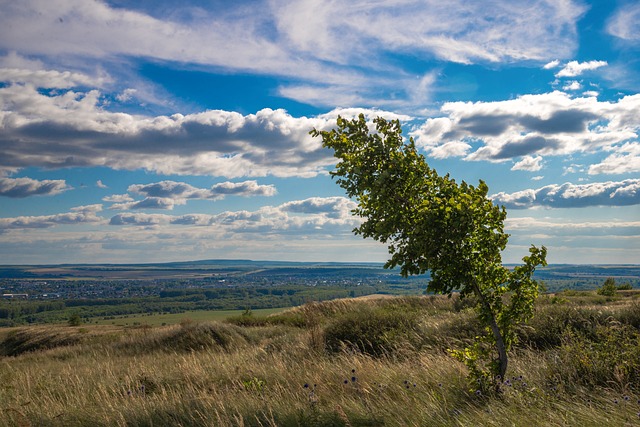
[1, 292, 639, 426]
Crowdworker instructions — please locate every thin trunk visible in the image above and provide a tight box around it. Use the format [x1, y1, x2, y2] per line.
[472, 281, 508, 381]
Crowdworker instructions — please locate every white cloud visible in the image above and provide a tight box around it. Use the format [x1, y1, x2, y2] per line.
[0, 67, 106, 89]
[116, 88, 137, 102]
[511, 155, 543, 171]
[110, 180, 278, 210]
[0, 176, 71, 197]
[588, 142, 640, 175]
[0, 0, 588, 108]
[0, 204, 103, 229]
[562, 80, 582, 91]
[543, 60, 561, 69]
[607, 3, 640, 41]
[555, 60, 608, 77]
[410, 91, 640, 171]
[0, 82, 353, 177]
[96, 180, 107, 189]
[103, 194, 133, 203]
[107, 196, 360, 234]
[491, 179, 640, 209]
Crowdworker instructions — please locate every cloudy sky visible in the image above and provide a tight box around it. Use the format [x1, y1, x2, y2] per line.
[0, 0, 638, 265]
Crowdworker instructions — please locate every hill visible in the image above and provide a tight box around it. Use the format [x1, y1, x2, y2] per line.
[1, 291, 639, 426]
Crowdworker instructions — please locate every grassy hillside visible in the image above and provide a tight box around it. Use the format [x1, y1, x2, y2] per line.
[1, 291, 639, 426]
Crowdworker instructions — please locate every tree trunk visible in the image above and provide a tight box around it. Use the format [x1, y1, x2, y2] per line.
[472, 281, 508, 381]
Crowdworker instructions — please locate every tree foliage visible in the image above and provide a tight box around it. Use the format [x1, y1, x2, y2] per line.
[597, 277, 617, 296]
[312, 115, 547, 389]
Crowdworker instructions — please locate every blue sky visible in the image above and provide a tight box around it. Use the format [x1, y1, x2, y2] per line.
[0, 0, 638, 265]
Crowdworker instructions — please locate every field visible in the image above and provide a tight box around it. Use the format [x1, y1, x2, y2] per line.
[1, 290, 639, 426]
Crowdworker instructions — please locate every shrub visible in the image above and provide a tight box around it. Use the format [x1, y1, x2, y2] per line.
[547, 323, 640, 390]
[163, 321, 248, 352]
[597, 277, 617, 296]
[323, 306, 420, 356]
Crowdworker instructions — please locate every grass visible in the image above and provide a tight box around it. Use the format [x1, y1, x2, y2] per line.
[1, 291, 639, 426]
[90, 307, 288, 327]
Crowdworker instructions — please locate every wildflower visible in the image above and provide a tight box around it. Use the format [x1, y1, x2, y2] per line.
[438, 383, 443, 388]
[614, 399, 619, 404]
[344, 379, 348, 384]
[475, 390, 482, 396]
[624, 395, 630, 401]
[127, 390, 132, 396]
[303, 383, 309, 389]
[352, 369, 356, 374]
[351, 376, 357, 382]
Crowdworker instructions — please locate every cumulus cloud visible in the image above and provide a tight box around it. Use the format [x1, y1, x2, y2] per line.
[0, 176, 71, 197]
[491, 179, 640, 209]
[103, 194, 133, 203]
[0, 204, 103, 229]
[96, 180, 107, 189]
[411, 91, 640, 170]
[562, 80, 582, 91]
[112, 197, 180, 211]
[0, 67, 106, 88]
[107, 196, 360, 234]
[543, 60, 561, 69]
[511, 155, 543, 172]
[0, 81, 349, 177]
[555, 60, 608, 77]
[109, 180, 278, 210]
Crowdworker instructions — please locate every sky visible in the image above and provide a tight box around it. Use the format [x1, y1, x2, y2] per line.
[0, 0, 639, 265]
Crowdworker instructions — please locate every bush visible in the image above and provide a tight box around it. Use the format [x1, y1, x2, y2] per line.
[547, 323, 640, 390]
[596, 277, 617, 296]
[323, 306, 420, 356]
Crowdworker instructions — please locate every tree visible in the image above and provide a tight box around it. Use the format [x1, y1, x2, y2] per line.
[67, 312, 82, 327]
[311, 115, 547, 389]
[597, 277, 617, 296]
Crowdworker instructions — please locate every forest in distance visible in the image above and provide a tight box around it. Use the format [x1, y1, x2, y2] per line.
[0, 260, 638, 326]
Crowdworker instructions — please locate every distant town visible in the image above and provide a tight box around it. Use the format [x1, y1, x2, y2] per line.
[0, 260, 638, 326]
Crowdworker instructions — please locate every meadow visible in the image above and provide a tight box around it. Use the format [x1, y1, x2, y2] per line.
[1, 290, 639, 426]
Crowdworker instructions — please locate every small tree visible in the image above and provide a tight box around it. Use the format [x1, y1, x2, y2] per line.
[68, 312, 82, 327]
[312, 115, 547, 389]
[597, 277, 617, 296]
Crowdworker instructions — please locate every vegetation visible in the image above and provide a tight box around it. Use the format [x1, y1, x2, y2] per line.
[0, 281, 423, 326]
[312, 115, 546, 387]
[1, 291, 639, 426]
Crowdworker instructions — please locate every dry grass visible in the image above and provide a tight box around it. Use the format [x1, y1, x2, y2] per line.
[1, 294, 639, 426]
